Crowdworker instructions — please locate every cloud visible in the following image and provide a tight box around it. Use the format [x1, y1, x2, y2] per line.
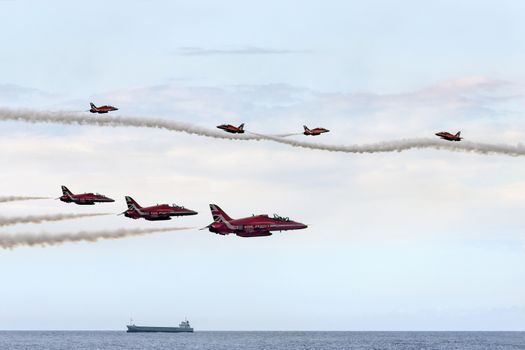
[79, 77, 525, 148]
[173, 46, 310, 56]
[3, 108, 525, 156]
[0, 84, 52, 100]
[2, 77, 525, 237]
[4, 77, 524, 149]
[0, 84, 60, 108]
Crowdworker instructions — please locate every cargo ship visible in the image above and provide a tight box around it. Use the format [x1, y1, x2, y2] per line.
[126, 319, 193, 333]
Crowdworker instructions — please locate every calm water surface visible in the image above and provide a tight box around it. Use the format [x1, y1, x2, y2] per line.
[0, 331, 523, 350]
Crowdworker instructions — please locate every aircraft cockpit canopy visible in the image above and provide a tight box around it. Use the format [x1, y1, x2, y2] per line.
[273, 214, 289, 221]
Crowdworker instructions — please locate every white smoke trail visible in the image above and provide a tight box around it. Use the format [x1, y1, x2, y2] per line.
[2, 108, 525, 156]
[0, 213, 110, 227]
[0, 227, 191, 249]
[273, 132, 303, 137]
[0, 108, 263, 141]
[0, 196, 50, 203]
[251, 133, 525, 156]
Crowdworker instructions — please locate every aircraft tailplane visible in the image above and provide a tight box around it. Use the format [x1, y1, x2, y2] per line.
[125, 196, 142, 210]
[210, 204, 233, 223]
[61, 185, 73, 197]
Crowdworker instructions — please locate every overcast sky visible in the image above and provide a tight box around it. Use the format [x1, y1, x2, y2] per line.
[0, 0, 524, 331]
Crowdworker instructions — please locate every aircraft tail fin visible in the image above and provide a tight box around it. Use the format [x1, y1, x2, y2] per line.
[209, 204, 233, 223]
[238, 123, 244, 131]
[303, 125, 309, 131]
[125, 196, 142, 210]
[90, 102, 96, 109]
[456, 131, 461, 138]
[61, 185, 73, 197]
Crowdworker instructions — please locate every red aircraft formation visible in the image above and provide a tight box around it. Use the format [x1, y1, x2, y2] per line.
[88, 99, 462, 144]
[202, 204, 307, 237]
[214, 120, 464, 143]
[76, 100, 467, 239]
[216, 122, 332, 137]
[57, 182, 306, 236]
[120, 196, 197, 221]
[435, 131, 462, 141]
[59, 186, 114, 205]
[39, 99, 473, 241]
[89, 102, 118, 114]
[57, 185, 306, 237]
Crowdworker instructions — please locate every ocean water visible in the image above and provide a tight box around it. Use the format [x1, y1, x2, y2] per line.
[0, 331, 523, 350]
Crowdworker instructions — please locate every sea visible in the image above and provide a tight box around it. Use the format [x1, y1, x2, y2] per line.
[0, 331, 524, 350]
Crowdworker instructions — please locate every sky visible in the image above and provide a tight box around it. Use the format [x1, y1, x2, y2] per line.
[0, 0, 524, 331]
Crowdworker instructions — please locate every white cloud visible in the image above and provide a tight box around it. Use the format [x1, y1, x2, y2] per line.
[173, 46, 311, 56]
[87, 77, 525, 142]
[1, 78, 524, 240]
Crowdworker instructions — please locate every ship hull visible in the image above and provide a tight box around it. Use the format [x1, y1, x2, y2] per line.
[126, 325, 193, 333]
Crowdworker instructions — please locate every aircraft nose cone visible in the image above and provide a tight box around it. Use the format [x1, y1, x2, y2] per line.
[188, 210, 198, 216]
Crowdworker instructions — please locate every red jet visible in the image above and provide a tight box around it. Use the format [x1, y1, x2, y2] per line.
[202, 204, 307, 237]
[120, 196, 197, 221]
[303, 125, 329, 136]
[435, 131, 462, 141]
[217, 123, 245, 134]
[89, 102, 118, 114]
[59, 185, 114, 205]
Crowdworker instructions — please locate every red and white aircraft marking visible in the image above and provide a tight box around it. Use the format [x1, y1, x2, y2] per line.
[121, 196, 197, 221]
[202, 204, 307, 237]
[303, 125, 329, 136]
[89, 102, 118, 114]
[435, 131, 462, 141]
[217, 123, 245, 134]
[59, 186, 114, 205]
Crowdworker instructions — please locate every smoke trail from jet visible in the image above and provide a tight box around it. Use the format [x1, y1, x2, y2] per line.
[273, 132, 303, 137]
[0, 213, 110, 227]
[2, 108, 525, 156]
[250, 133, 525, 156]
[0, 227, 191, 249]
[0, 108, 263, 141]
[0, 196, 50, 203]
